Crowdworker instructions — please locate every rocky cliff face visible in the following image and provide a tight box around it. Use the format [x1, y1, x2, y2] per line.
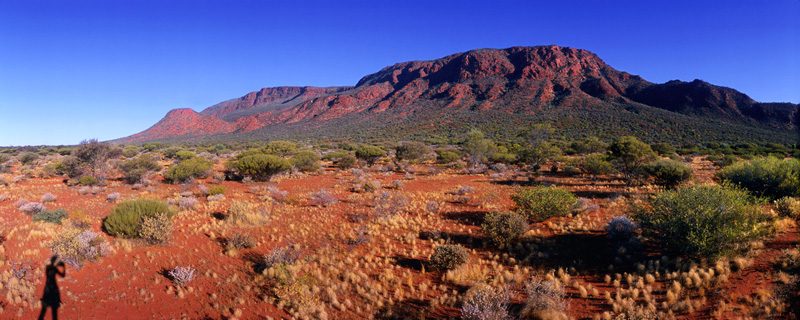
[119, 45, 797, 143]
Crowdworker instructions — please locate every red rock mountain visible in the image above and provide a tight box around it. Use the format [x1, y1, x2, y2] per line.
[120, 45, 798, 143]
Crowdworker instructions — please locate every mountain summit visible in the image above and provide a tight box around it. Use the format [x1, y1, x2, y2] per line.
[120, 45, 798, 143]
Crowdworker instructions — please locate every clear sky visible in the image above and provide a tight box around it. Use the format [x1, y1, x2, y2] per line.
[1, 0, 798, 146]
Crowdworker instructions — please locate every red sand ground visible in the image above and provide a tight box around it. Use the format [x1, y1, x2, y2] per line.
[0, 159, 796, 319]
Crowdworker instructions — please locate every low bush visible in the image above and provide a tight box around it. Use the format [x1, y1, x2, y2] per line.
[264, 245, 302, 267]
[429, 244, 468, 270]
[523, 276, 568, 318]
[103, 199, 174, 238]
[633, 185, 772, 257]
[605, 215, 639, 240]
[511, 186, 578, 221]
[355, 145, 386, 165]
[308, 189, 337, 207]
[335, 154, 357, 169]
[164, 157, 213, 183]
[642, 159, 693, 189]
[175, 150, 195, 160]
[78, 175, 99, 186]
[208, 185, 226, 195]
[395, 142, 429, 161]
[18, 152, 38, 164]
[19, 202, 45, 215]
[178, 197, 198, 210]
[774, 197, 800, 218]
[168, 266, 197, 287]
[40, 192, 57, 203]
[33, 208, 68, 224]
[716, 156, 800, 200]
[233, 154, 291, 181]
[436, 149, 461, 164]
[226, 232, 255, 250]
[119, 155, 160, 184]
[290, 150, 320, 172]
[139, 212, 173, 245]
[227, 200, 268, 225]
[50, 229, 109, 268]
[264, 140, 298, 156]
[106, 192, 121, 203]
[482, 211, 528, 248]
[121, 145, 140, 158]
[461, 283, 512, 320]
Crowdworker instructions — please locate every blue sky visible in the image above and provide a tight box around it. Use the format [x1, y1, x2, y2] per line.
[1, 0, 798, 146]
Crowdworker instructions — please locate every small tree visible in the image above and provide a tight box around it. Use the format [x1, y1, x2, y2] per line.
[71, 139, 121, 181]
[355, 146, 386, 166]
[234, 154, 291, 181]
[462, 130, 496, 165]
[608, 136, 656, 181]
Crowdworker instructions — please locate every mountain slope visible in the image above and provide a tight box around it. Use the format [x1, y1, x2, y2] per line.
[118, 45, 798, 144]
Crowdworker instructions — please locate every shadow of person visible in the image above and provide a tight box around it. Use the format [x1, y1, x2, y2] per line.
[37, 256, 65, 320]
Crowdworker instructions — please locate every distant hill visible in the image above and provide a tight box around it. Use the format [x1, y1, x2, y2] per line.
[118, 45, 798, 144]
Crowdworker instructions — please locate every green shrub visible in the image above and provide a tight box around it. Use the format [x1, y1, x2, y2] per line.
[577, 153, 615, 177]
[122, 145, 141, 158]
[355, 145, 386, 165]
[119, 154, 160, 184]
[650, 142, 676, 155]
[164, 157, 213, 183]
[79, 175, 99, 186]
[642, 159, 693, 189]
[633, 185, 772, 257]
[436, 149, 461, 164]
[233, 154, 291, 181]
[323, 151, 348, 161]
[0, 154, 9, 164]
[570, 136, 607, 155]
[103, 199, 174, 238]
[482, 211, 528, 248]
[175, 150, 196, 160]
[716, 156, 800, 200]
[264, 141, 298, 156]
[511, 186, 578, 221]
[144, 142, 162, 151]
[707, 154, 738, 167]
[33, 208, 68, 224]
[162, 147, 183, 159]
[19, 152, 38, 164]
[291, 150, 320, 172]
[395, 142, 429, 161]
[334, 154, 357, 169]
[774, 197, 800, 218]
[429, 244, 469, 270]
[208, 185, 226, 195]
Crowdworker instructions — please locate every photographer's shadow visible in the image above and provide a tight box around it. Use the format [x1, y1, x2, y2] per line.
[37, 256, 65, 320]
